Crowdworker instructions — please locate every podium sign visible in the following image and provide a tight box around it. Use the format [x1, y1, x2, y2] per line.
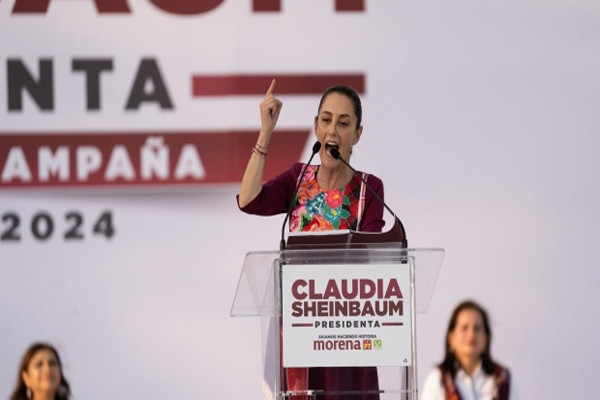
[231, 245, 444, 399]
[281, 262, 413, 368]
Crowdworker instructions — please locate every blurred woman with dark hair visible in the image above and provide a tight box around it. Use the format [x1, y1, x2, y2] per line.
[9, 343, 71, 400]
[421, 301, 518, 400]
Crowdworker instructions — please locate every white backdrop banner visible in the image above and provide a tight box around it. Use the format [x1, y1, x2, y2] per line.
[0, 3, 376, 399]
[2, 1, 600, 400]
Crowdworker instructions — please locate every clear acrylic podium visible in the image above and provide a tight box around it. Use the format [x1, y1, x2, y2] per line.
[231, 222, 443, 400]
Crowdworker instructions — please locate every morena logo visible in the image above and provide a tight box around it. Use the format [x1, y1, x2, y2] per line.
[312, 338, 381, 351]
[10, 0, 366, 15]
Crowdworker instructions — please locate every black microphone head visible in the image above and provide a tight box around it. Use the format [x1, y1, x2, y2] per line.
[330, 147, 341, 159]
[312, 141, 322, 153]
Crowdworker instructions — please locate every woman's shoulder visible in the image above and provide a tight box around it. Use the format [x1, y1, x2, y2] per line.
[421, 367, 444, 400]
[290, 162, 314, 174]
[493, 362, 510, 371]
[423, 367, 443, 383]
[492, 362, 512, 382]
[290, 163, 303, 170]
[358, 170, 383, 186]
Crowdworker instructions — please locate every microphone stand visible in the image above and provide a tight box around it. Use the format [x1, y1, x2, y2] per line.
[331, 148, 409, 400]
[330, 148, 407, 249]
[278, 141, 321, 398]
[279, 141, 322, 251]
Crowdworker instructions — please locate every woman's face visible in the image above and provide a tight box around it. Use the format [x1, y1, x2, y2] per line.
[22, 349, 62, 396]
[448, 309, 488, 363]
[314, 92, 362, 169]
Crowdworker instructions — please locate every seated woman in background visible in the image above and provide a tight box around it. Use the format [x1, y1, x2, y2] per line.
[9, 343, 71, 400]
[421, 300, 518, 400]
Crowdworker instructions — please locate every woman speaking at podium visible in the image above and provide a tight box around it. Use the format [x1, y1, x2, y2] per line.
[237, 80, 384, 399]
[237, 79, 385, 233]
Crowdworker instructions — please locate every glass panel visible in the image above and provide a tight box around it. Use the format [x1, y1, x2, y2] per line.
[231, 246, 444, 399]
[230, 251, 279, 317]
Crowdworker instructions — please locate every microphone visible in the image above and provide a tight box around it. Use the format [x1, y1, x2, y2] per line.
[330, 148, 407, 248]
[280, 141, 322, 251]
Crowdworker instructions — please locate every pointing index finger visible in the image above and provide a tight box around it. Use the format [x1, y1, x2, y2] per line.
[265, 79, 276, 97]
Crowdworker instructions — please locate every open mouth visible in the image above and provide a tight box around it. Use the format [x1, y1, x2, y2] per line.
[324, 142, 339, 156]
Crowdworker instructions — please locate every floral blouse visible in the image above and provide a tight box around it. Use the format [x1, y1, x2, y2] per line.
[238, 163, 385, 233]
[289, 165, 367, 232]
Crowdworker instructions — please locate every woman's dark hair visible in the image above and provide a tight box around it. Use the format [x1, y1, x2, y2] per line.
[317, 85, 363, 129]
[10, 343, 71, 400]
[439, 300, 496, 378]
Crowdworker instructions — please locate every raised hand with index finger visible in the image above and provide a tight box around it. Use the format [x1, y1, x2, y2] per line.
[238, 79, 283, 207]
[258, 79, 283, 144]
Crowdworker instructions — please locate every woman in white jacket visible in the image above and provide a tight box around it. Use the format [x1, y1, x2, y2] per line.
[421, 301, 518, 400]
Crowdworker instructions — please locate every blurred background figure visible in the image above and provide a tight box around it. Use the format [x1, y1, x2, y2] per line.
[9, 343, 71, 400]
[421, 301, 517, 400]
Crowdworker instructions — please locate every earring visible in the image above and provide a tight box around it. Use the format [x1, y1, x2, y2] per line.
[26, 387, 32, 400]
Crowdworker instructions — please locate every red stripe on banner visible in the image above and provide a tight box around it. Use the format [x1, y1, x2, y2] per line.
[12, 0, 50, 13]
[0, 130, 310, 189]
[12, 0, 131, 13]
[148, 0, 222, 15]
[291, 323, 313, 327]
[381, 322, 404, 326]
[192, 74, 365, 96]
[253, 0, 281, 12]
[335, 0, 365, 11]
[96, 0, 131, 13]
